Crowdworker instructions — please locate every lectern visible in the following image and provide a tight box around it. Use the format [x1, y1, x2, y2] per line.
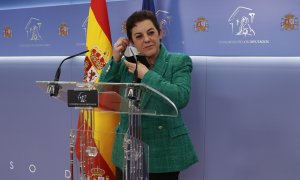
[36, 81, 178, 180]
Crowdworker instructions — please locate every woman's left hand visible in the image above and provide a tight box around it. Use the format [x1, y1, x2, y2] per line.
[124, 60, 149, 79]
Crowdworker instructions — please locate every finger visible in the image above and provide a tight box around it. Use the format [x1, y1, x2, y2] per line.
[124, 60, 135, 73]
[124, 60, 135, 66]
[114, 44, 125, 56]
[120, 38, 129, 46]
[113, 42, 122, 49]
[114, 38, 128, 48]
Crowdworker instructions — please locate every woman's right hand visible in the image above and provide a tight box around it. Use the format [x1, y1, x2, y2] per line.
[112, 38, 129, 62]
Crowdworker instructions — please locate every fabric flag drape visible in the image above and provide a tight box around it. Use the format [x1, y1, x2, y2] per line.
[75, 0, 119, 179]
[142, 0, 156, 13]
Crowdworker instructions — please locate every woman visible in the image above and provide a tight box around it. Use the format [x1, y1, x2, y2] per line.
[100, 10, 198, 180]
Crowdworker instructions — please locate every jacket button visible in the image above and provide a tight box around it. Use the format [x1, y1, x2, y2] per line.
[158, 125, 163, 130]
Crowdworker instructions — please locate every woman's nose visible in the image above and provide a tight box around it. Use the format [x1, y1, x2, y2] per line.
[144, 35, 150, 42]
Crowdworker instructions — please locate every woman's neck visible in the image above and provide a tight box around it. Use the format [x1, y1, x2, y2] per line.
[147, 58, 155, 66]
[146, 51, 160, 66]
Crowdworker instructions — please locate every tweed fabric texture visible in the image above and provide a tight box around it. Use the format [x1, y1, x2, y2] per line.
[100, 44, 198, 173]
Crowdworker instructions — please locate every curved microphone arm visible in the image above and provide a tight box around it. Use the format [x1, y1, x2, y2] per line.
[47, 49, 89, 97]
[54, 49, 89, 81]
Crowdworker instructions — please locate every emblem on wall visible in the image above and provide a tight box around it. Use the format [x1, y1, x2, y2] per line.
[194, 17, 209, 32]
[82, 16, 88, 37]
[281, 14, 298, 31]
[25, 17, 43, 40]
[228, 6, 256, 37]
[3, 25, 12, 38]
[58, 23, 69, 36]
[156, 10, 171, 38]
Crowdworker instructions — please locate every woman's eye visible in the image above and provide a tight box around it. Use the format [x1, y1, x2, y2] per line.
[148, 31, 155, 36]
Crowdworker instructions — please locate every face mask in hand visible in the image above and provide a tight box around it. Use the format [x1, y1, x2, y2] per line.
[124, 46, 151, 68]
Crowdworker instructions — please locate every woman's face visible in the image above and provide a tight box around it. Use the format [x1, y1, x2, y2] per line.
[131, 19, 162, 61]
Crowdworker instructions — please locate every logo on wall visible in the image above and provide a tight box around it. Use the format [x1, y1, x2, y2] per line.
[281, 14, 298, 31]
[228, 6, 256, 37]
[194, 17, 209, 32]
[3, 25, 12, 38]
[82, 17, 88, 37]
[58, 23, 69, 36]
[156, 10, 171, 38]
[25, 17, 43, 40]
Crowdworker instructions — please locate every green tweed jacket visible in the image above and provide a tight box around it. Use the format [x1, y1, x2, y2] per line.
[100, 44, 198, 173]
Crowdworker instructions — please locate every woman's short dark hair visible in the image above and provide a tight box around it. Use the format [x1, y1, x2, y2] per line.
[126, 10, 161, 41]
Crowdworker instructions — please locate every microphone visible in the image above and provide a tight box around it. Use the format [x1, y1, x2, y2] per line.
[129, 47, 140, 83]
[54, 49, 89, 81]
[126, 47, 142, 103]
[47, 49, 89, 96]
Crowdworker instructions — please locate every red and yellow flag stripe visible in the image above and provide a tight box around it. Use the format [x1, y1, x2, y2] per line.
[76, 0, 120, 179]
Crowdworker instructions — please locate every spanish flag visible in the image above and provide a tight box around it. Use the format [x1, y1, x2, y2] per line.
[75, 0, 119, 179]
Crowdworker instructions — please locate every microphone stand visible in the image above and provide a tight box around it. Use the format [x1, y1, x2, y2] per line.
[46, 50, 88, 180]
[47, 50, 89, 97]
[123, 48, 146, 180]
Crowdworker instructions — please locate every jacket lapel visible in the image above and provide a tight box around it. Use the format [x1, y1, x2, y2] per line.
[141, 44, 169, 111]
